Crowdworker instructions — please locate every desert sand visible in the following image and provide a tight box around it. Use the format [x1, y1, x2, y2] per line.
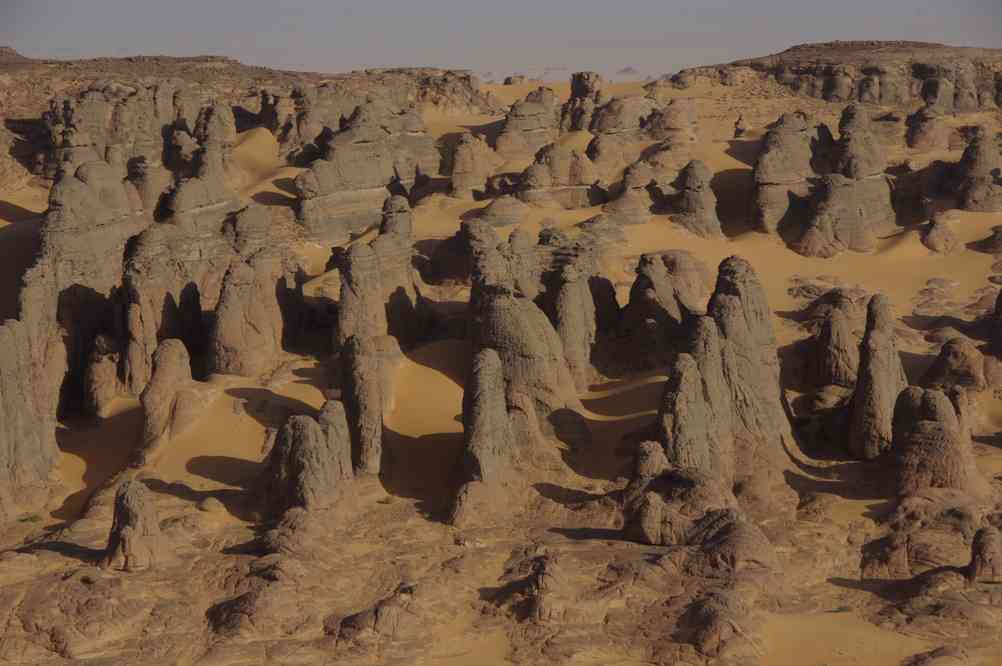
[2, 45, 1002, 665]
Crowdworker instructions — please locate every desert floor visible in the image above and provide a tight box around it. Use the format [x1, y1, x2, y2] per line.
[3, 77, 1002, 664]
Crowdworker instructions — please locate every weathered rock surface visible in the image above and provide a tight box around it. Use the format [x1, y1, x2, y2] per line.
[922, 337, 987, 393]
[559, 71, 607, 132]
[479, 194, 531, 228]
[618, 250, 713, 367]
[209, 252, 290, 377]
[260, 403, 353, 513]
[495, 87, 561, 158]
[516, 143, 603, 209]
[953, 129, 1002, 213]
[102, 480, 170, 572]
[893, 387, 990, 498]
[797, 106, 895, 257]
[451, 348, 520, 527]
[847, 294, 907, 459]
[450, 132, 503, 198]
[673, 159, 722, 238]
[137, 339, 213, 464]
[752, 111, 833, 234]
[693, 41, 1002, 112]
[809, 302, 859, 388]
[293, 101, 438, 241]
[923, 212, 959, 254]
[342, 335, 394, 475]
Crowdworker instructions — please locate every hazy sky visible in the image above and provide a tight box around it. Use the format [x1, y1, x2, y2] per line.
[2, 1, 1001, 78]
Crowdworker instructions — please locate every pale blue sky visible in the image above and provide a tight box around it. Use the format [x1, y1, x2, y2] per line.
[1, 1, 1000, 78]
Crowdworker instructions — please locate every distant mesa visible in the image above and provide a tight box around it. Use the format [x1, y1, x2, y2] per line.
[0, 46, 29, 62]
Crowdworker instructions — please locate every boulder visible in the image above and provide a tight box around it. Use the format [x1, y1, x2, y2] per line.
[893, 387, 990, 498]
[102, 480, 170, 572]
[260, 404, 353, 513]
[450, 132, 502, 198]
[673, 160, 722, 238]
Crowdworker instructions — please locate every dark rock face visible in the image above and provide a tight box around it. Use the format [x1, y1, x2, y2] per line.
[847, 295, 907, 460]
[293, 101, 438, 241]
[967, 526, 1002, 583]
[260, 404, 353, 513]
[102, 480, 170, 572]
[893, 387, 990, 498]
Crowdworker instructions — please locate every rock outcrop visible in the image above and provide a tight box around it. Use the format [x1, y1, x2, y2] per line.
[41, 79, 200, 177]
[847, 295, 907, 460]
[293, 101, 438, 241]
[495, 87, 561, 158]
[704, 256, 794, 511]
[809, 302, 859, 388]
[618, 250, 713, 367]
[906, 106, 950, 151]
[797, 106, 895, 257]
[468, 242, 581, 438]
[921, 337, 987, 393]
[559, 71, 607, 132]
[673, 159, 722, 238]
[953, 129, 1002, 213]
[208, 253, 289, 377]
[967, 526, 1002, 583]
[379, 195, 413, 238]
[260, 403, 354, 513]
[752, 111, 833, 234]
[450, 348, 520, 527]
[479, 194, 531, 228]
[342, 335, 390, 476]
[137, 339, 212, 465]
[516, 143, 602, 209]
[102, 480, 170, 572]
[923, 212, 959, 254]
[893, 387, 990, 498]
[696, 42, 1002, 112]
[450, 132, 503, 199]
